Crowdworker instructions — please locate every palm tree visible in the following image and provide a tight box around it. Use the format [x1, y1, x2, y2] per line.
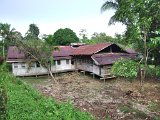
[0, 23, 17, 58]
[101, 0, 119, 25]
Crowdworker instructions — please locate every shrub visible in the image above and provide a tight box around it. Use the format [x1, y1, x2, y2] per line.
[155, 66, 160, 77]
[146, 65, 160, 78]
[0, 64, 8, 120]
[0, 85, 7, 120]
[111, 58, 138, 79]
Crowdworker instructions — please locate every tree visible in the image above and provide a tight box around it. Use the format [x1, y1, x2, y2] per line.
[84, 32, 116, 44]
[101, 0, 160, 79]
[42, 34, 54, 45]
[0, 23, 20, 58]
[53, 28, 79, 45]
[25, 24, 40, 40]
[79, 29, 88, 42]
[16, 38, 58, 83]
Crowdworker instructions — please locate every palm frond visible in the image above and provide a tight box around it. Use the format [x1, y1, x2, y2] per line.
[101, 1, 118, 13]
[108, 15, 117, 25]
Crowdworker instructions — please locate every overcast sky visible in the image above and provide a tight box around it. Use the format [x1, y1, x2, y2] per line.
[0, 0, 126, 38]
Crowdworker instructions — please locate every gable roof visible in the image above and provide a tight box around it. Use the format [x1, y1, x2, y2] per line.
[72, 43, 113, 55]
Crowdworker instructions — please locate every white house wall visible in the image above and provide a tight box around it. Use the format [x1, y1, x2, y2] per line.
[54, 59, 72, 71]
[12, 59, 74, 76]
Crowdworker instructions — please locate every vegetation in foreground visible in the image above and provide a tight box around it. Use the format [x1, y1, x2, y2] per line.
[0, 64, 94, 120]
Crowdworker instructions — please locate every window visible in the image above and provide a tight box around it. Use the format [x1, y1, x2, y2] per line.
[57, 60, 61, 65]
[14, 63, 18, 68]
[71, 60, 74, 65]
[30, 63, 35, 68]
[21, 63, 25, 68]
[66, 59, 69, 64]
[36, 62, 40, 67]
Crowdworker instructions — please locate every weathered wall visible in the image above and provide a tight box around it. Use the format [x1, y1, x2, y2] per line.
[75, 56, 93, 73]
[12, 59, 74, 76]
[101, 65, 112, 77]
[93, 64, 100, 75]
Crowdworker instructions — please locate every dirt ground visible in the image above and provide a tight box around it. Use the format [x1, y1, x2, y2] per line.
[22, 72, 160, 120]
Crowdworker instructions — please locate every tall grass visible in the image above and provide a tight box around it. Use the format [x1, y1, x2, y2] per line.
[0, 63, 94, 120]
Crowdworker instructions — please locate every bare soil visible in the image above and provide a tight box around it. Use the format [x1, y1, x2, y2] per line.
[23, 72, 160, 120]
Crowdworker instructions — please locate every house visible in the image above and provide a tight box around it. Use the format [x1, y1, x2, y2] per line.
[72, 43, 136, 78]
[7, 43, 137, 77]
[7, 46, 74, 76]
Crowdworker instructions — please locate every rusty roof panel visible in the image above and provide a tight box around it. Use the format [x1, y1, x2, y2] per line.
[92, 53, 136, 65]
[72, 43, 113, 55]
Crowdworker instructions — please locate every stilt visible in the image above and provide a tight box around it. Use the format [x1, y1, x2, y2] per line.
[90, 73, 95, 79]
[80, 71, 85, 75]
[100, 77, 106, 82]
[93, 74, 95, 79]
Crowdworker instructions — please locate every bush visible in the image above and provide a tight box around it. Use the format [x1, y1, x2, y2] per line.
[146, 65, 160, 78]
[0, 64, 8, 120]
[155, 66, 160, 77]
[0, 85, 7, 120]
[111, 58, 138, 79]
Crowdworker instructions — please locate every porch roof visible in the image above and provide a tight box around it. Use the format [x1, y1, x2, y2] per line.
[91, 53, 136, 65]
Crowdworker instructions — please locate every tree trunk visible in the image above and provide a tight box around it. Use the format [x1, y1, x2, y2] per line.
[48, 67, 58, 84]
[143, 31, 148, 82]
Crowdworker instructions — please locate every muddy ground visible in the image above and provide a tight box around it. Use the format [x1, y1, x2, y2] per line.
[22, 72, 160, 120]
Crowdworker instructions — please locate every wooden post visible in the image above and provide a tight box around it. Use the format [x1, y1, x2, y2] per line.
[80, 71, 85, 76]
[93, 74, 95, 79]
[140, 68, 145, 87]
[100, 77, 106, 82]
[90, 73, 95, 79]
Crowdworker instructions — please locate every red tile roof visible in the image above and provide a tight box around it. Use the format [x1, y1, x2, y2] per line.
[92, 53, 136, 65]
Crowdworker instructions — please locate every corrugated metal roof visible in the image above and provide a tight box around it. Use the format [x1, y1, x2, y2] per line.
[72, 42, 113, 55]
[7, 43, 137, 62]
[92, 53, 136, 65]
[7, 46, 25, 59]
[53, 46, 74, 57]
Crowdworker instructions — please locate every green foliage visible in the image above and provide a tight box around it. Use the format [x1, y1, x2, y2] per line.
[155, 66, 160, 77]
[0, 81, 7, 120]
[111, 59, 138, 79]
[79, 29, 88, 42]
[0, 23, 20, 57]
[146, 65, 160, 78]
[0, 64, 94, 120]
[0, 63, 8, 120]
[25, 24, 40, 40]
[101, 0, 160, 68]
[43, 34, 54, 45]
[53, 28, 79, 45]
[83, 32, 116, 45]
